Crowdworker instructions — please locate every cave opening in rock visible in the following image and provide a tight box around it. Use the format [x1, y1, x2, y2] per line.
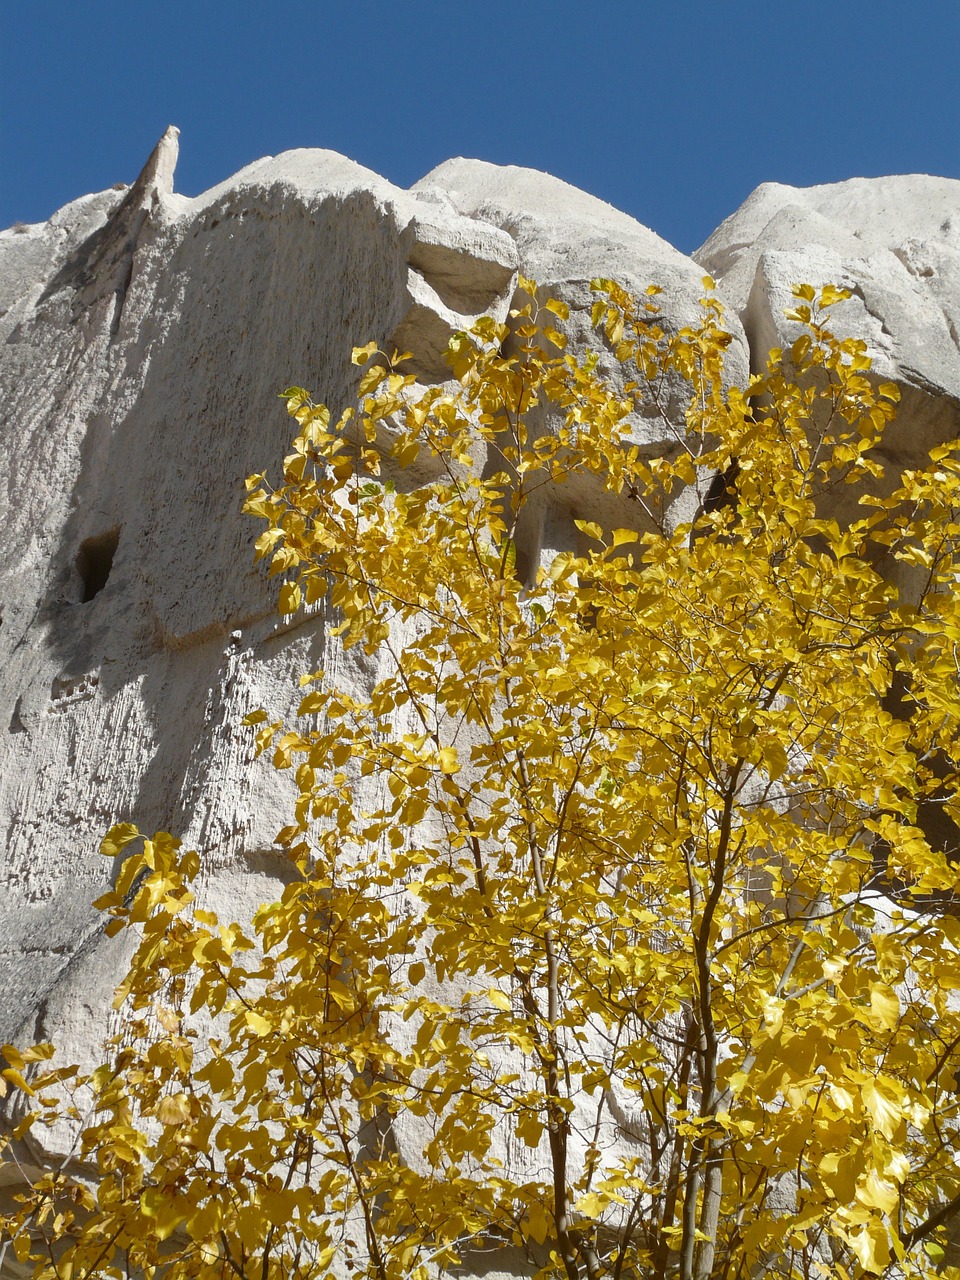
[76, 527, 120, 602]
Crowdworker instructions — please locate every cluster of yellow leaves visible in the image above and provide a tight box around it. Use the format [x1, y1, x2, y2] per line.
[5, 279, 960, 1280]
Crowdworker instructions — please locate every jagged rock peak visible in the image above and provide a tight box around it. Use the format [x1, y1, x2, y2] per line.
[131, 122, 179, 199]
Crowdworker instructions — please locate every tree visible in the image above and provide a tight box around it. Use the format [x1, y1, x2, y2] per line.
[5, 276, 960, 1280]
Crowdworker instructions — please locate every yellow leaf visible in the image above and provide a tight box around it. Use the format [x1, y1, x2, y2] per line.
[611, 528, 639, 548]
[100, 823, 141, 859]
[869, 983, 900, 1030]
[1, 1068, 34, 1096]
[847, 1218, 892, 1274]
[856, 1170, 899, 1214]
[820, 1150, 858, 1201]
[762, 995, 783, 1034]
[885, 1151, 910, 1183]
[156, 1006, 180, 1033]
[437, 746, 459, 775]
[829, 1083, 855, 1112]
[526, 1201, 550, 1244]
[760, 737, 788, 780]
[278, 582, 301, 615]
[351, 341, 379, 365]
[575, 1190, 624, 1218]
[1, 1045, 24, 1071]
[141, 1186, 186, 1241]
[516, 1111, 543, 1148]
[186, 1197, 223, 1241]
[156, 1093, 192, 1126]
[19, 1043, 55, 1063]
[358, 364, 388, 397]
[861, 1080, 903, 1140]
[820, 283, 852, 309]
[549, 554, 575, 583]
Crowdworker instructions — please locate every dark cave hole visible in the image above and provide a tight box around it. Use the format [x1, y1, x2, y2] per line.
[76, 527, 120, 603]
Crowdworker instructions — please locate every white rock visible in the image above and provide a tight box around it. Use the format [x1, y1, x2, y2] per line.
[0, 135, 738, 1087]
[6, 139, 952, 1228]
[0, 137, 519, 1064]
[416, 156, 751, 564]
[697, 175, 960, 467]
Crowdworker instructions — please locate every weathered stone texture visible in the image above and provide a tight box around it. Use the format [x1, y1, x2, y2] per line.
[1, 134, 957, 1119]
[696, 174, 960, 466]
[0, 132, 743, 1074]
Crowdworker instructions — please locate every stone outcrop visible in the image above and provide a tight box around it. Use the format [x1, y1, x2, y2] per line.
[2, 133, 958, 1178]
[696, 175, 960, 479]
[0, 132, 746, 1074]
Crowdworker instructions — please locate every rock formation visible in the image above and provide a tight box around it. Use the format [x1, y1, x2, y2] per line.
[2, 130, 960, 1174]
[698, 175, 960, 490]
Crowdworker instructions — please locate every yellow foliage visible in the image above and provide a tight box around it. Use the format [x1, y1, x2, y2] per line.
[6, 282, 960, 1280]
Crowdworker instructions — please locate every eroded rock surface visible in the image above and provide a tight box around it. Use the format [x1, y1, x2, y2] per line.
[3, 139, 958, 1213]
[696, 174, 960, 474]
[0, 133, 739, 1071]
[5, 127, 960, 1280]
[5, 135, 960, 1274]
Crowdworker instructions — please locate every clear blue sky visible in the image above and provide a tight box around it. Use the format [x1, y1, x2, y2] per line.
[3, 1, 959, 254]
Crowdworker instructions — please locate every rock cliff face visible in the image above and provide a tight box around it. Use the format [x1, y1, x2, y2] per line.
[697, 174, 960, 490]
[2, 130, 959, 1105]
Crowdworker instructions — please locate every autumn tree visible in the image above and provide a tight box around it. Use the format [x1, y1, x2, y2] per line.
[6, 278, 960, 1280]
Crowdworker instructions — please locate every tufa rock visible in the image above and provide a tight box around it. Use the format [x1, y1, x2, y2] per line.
[0, 131, 739, 1076]
[2, 135, 957, 1202]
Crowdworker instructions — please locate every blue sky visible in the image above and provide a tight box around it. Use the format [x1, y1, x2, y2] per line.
[3, 1, 959, 254]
